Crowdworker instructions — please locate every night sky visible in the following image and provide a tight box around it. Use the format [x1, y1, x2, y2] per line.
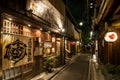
[64, 0, 87, 25]
[63, 0, 93, 44]
[70, 1, 86, 22]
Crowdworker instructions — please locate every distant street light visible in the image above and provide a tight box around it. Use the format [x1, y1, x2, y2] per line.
[90, 31, 93, 36]
[79, 22, 83, 26]
[90, 31, 93, 39]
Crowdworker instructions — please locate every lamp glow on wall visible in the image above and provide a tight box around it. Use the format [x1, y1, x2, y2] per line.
[104, 32, 118, 42]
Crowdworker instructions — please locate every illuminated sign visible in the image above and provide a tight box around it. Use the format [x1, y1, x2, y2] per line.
[104, 32, 118, 42]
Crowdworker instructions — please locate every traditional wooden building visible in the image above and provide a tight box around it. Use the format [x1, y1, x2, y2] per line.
[92, 0, 120, 65]
[0, 0, 81, 79]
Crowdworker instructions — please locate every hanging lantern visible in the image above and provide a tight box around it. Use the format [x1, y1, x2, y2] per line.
[70, 41, 75, 45]
[104, 32, 118, 42]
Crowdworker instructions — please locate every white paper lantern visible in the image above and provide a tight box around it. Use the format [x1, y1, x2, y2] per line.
[104, 32, 118, 42]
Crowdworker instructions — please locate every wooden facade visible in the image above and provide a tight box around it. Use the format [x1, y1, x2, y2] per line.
[0, 0, 65, 79]
[93, 0, 120, 65]
[0, 0, 82, 79]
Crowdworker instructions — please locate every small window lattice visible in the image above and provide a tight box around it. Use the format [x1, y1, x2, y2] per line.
[3, 19, 31, 36]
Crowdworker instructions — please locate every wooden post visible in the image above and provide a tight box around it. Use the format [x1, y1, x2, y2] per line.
[0, 13, 2, 80]
[108, 42, 113, 64]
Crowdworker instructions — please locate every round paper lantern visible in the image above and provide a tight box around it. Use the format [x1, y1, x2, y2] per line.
[104, 32, 118, 42]
[70, 41, 75, 45]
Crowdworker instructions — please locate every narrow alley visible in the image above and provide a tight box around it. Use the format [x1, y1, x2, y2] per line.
[31, 53, 91, 80]
[51, 54, 89, 80]
[1, 0, 120, 80]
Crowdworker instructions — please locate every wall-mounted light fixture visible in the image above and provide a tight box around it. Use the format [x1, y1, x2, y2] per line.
[28, 24, 31, 27]
[8, 18, 13, 21]
[62, 29, 65, 32]
[90, 3, 93, 5]
[48, 31, 50, 33]
[40, 28, 43, 30]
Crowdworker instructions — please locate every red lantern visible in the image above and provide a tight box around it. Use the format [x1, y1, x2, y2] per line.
[70, 41, 75, 45]
[104, 32, 118, 42]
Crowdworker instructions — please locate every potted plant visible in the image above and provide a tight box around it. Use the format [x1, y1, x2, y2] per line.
[44, 55, 54, 73]
[100, 63, 120, 80]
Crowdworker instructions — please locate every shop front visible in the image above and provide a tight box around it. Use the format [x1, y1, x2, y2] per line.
[32, 29, 63, 72]
[1, 14, 33, 80]
[1, 12, 64, 80]
[0, 0, 66, 79]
